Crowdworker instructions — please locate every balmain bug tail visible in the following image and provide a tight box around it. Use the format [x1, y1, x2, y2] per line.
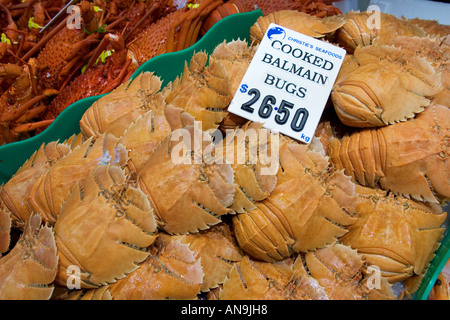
[329, 103, 450, 204]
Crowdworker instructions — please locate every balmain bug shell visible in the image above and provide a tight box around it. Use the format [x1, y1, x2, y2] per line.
[233, 136, 357, 262]
[136, 126, 235, 234]
[27, 133, 129, 224]
[249, 10, 346, 44]
[170, 223, 244, 292]
[329, 103, 450, 204]
[54, 165, 158, 288]
[408, 18, 450, 38]
[64, 234, 204, 300]
[213, 121, 279, 214]
[331, 44, 442, 128]
[303, 242, 395, 300]
[210, 40, 258, 131]
[0, 134, 83, 228]
[335, 11, 428, 54]
[107, 235, 204, 300]
[118, 105, 195, 174]
[387, 35, 450, 108]
[219, 243, 395, 300]
[162, 51, 232, 131]
[341, 185, 446, 290]
[80, 72, 165, 139]
[0, 214, 58, 300]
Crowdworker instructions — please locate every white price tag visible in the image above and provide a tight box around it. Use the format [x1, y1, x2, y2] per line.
[228, 23, 346, 144]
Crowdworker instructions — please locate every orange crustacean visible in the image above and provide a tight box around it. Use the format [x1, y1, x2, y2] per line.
[0, 214, 58, 300]
[329, 102, 450, 204]
[340, 185, 447, 292]
[96, 234, 204, 300]
[80, 72, 165, 139]
[219, 254, 330, 300]
[27, 133, 129, 224]
[334, 10, 428, 54]
[249, 9, 346, 44]
[387, 35, 450, 108]
[170, 222, 244, 292]
[0, 134, 84, 228]
[63, 224, 242, 299]
[428, 257, 450, 300]
[161, 50, 232, 131]
[54, 165, 158, 289]
[135, 125, 235, 234]
[232, 135, 358, 262]
[331, 43, 443, 128]
[219, 242, 396, 300]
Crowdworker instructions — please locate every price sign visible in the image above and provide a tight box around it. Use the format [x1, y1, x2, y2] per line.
[228, 23, 346, 144]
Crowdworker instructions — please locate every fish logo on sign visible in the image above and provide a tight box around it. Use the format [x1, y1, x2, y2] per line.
[267, 26, 286, 41]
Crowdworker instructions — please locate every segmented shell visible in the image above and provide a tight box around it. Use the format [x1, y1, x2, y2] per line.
[335, 11, 427, 54]
[388, 35, 450, 107]
[211, 40, 257, 130]
[0, 214, 58, 300]
[331, 44, 442, 127]
[214, 121, 278, 214]
[163, 51, 231, 131]
[210, 40, 257, 95]
[329, 103, 450, 204]
[80, 72, 164, 139]
[137, 126, 235, 234]
[171, 223, 244, 292]
[341, 185, 447, 285]
[304, 242, 395, 300]
[27, 133, 129, 223]
[0, 135, 81, 228]
[118, 105, 194, 173]
[54, 165, 158, 288]
[107, 235, 203, 300]
[233, 136, 357, 262]
[219, 255, 329, 300]
[250, 10, 346, 43]
[408, 18, 450, 38]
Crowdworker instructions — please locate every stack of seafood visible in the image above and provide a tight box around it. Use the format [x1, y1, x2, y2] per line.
[0, 8, 448, 300]
[428, 257, 450, 300]
[0, 0, 342, 145]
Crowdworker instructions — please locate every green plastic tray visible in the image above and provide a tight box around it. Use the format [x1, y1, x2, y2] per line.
[0, 9, 447, 301]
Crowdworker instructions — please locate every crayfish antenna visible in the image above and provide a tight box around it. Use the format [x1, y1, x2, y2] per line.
[13, 119, 54, 134]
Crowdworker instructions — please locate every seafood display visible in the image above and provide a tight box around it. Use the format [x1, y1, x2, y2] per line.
[329, 103, 449, 204]
[0, 4, 449, 301]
